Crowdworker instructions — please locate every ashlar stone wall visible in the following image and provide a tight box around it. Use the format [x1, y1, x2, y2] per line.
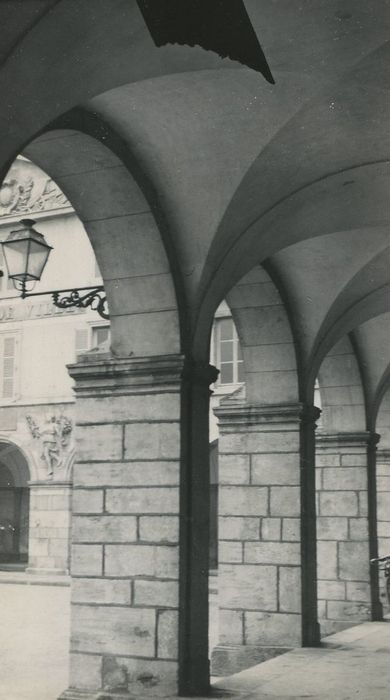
[28, 483, 72, 574]
[315, 433, 374, 636]
[60, 354, 183, 700]
[212, 396, 303, 676]
[376, 450, 390, 612]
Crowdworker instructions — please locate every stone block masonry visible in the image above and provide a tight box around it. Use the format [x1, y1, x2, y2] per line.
[376, 450, 390, 612]
[211, 398, 305, 676]
[316, 433, 375, 637]
[59, 355, 184, 700]
[27, 483, 72, 574]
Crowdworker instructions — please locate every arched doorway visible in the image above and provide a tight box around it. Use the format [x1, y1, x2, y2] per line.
[0, 442, 30, 567]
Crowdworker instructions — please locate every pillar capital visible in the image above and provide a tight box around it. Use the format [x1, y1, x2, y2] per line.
[181, 359, 219, 388]
[316, 431, 380, 450]
[214, 399, 320, 430]
[300, 404, 322, 426]
[67, 353, 185, 397]
[376, 448, 390, 463]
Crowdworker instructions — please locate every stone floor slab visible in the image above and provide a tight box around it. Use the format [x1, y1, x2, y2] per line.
[214, 620, 390, 699]
[0, 579, 389, 700]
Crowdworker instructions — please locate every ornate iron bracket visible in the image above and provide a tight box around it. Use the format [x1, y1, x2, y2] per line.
[18, 283, 109, 320]
[52, 286, 108, 319]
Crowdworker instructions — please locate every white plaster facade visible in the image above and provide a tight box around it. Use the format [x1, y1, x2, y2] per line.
[0, 157, 110, 573]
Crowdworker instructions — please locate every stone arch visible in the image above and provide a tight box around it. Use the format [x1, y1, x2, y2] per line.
[374, 390, 390, 595]
[0, 440, 31, 566]
[371, 372, 390, 611]
[0, 440, 31, 487]
[314, 336, 373, 636]
[316, 336, 366, 434]
[306, 249, 390, 394]
[192, 39, 390, 357]
[370, 361, 390, 435]
[22, 115, 183, 358]
[225, 265, 299, 406]
[17, 114, 208, 695]
[210, 265, 318, 676]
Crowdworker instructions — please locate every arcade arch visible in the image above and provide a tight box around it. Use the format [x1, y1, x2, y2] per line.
[0, 441, 30, 566]
[3, 4, 390, 698]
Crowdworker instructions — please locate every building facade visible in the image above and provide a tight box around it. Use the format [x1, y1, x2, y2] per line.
[0, 158, 243, 577]
[0, 157, 110, 574]
[2, 4, 390, 697]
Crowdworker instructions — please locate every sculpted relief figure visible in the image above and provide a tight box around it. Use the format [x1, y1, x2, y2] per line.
[0, 172, 69, 217]
[26, 414, 73, 478]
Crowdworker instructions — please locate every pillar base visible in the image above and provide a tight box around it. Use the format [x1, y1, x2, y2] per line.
[58, 691, 95, 700]
[59, 690, 132, 700]
[302, 620, 321, 647]
[371, 599, 384, 622]
[25, 566, 69, 576]
[319, 618, 362, 638]
[211, 644, 290, 676]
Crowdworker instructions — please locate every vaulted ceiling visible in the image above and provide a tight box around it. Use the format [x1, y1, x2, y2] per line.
[2, 0, 390, 425]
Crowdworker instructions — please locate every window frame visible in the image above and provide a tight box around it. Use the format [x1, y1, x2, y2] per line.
[74, 321, 110, 361]
[0, 330, 20, 403]
[211, 316, 244, 387]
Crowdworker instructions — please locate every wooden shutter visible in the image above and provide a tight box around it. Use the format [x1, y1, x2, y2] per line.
[0, 248, 4, 292]
[1, 334, 16, 399]
[74, 328, 89, 359]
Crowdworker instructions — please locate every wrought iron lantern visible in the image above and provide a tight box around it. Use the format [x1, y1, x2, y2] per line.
[1, 219, 108, 319]
[2, 219, 52, 296]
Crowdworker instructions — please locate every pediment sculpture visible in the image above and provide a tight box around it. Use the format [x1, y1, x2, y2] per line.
[0, 174, 69, 217]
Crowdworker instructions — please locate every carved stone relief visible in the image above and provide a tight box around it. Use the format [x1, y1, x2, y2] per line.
[26, 414, 73, 478]
[0, 172, 70, 217]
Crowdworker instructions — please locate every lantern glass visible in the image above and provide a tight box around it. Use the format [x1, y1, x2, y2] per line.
[2, 219, 52, 285]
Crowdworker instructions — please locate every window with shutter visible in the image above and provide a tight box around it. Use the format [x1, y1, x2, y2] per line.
[74, 328, 89, 360]
[0, 247, 15, 293]
[0, 334, 17, 400]
[91, 325, 110, 348]
[0, 248, 4, 293]
[213, 317, 244, 385]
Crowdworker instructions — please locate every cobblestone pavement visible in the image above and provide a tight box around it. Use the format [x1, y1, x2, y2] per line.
[0, 582, 70, 700]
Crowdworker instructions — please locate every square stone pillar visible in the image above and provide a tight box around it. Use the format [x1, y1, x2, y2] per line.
[27, 481, 72, 575]
[59, 354, 184, 700]
[211, 396, 313, 676]
[376, 449, 390, 611]
[316, 432, 381, 636]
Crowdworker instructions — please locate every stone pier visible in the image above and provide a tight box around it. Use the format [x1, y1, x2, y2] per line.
[27, 481, 72, 574]
[59, 353, 183, 699]
[376, 449, 390, 611]
[211, 396, 305, 676]
[315, 432, 378, 636]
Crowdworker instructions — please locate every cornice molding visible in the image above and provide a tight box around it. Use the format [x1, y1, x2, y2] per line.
[316, 431, 380, 448]
[67, 353, 186, 396]
[214, 401, 320, 427]
[376, 449, 390, 463]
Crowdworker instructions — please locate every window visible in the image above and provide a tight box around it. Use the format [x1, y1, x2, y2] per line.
[91, 325, 110, 348]
[0, 247, 14, 294]
[94, 259, 102, 279]
[74, 328, 89, 358]
[0, 248, 3, 293]
[213, 317, 244, 385]
[74, 325, 110, 360]
[0, 333, 18, 400]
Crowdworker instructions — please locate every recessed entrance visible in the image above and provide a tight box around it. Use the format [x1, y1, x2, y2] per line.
[0, 443, 30, 568]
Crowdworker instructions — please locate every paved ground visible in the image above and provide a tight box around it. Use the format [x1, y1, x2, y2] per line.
[0, 580, 389, 700]
[215, 621, 390, 700]
[0, 582, 70, 700]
